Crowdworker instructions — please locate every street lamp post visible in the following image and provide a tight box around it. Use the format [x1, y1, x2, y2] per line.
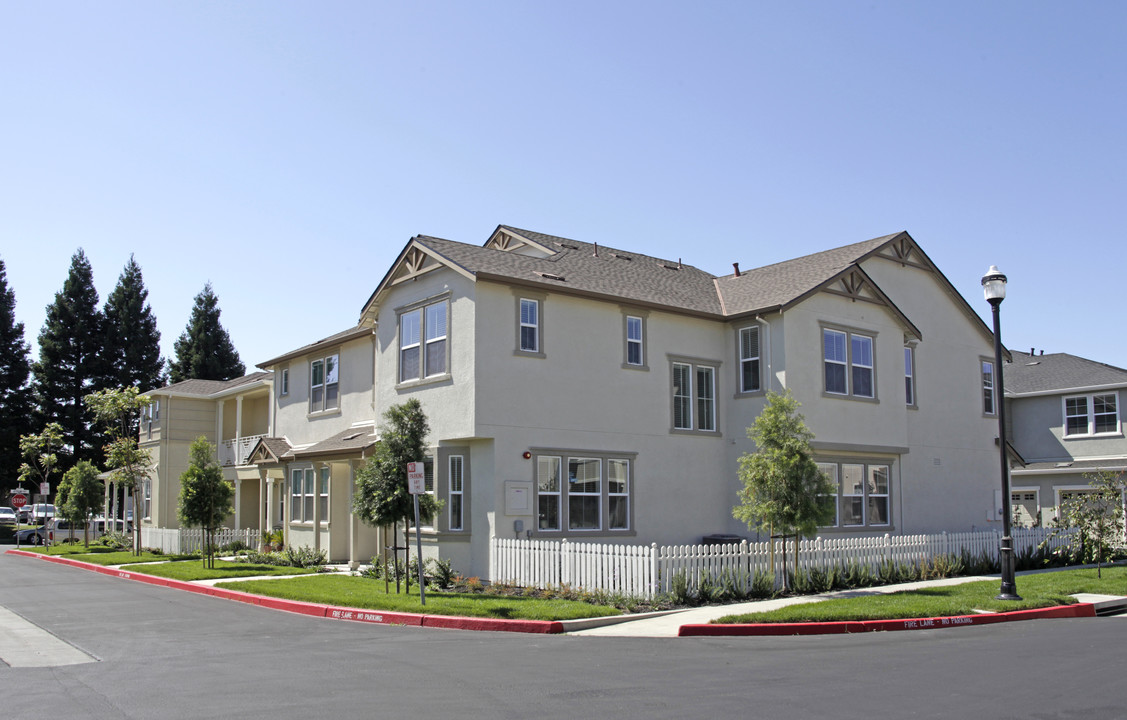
[982, 265, 1021, 601]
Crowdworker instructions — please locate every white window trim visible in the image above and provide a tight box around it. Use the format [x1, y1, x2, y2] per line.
[670, 356, 721, 434]
[530, 449, 636, 537]
[309, 353, 340, 414]
[1062, 391, 1121, 438]
[738, 326, 762, 394]
[982, 358, 996, 416]
[904, 346, 916, 407]
[822, 326, 878, 401]
[448, 454, 464, 532]
[397, 296, 452, 386]
[817, 459, 893, 530]
[519, 298, 540, 353]
[514, 291, 546, 358]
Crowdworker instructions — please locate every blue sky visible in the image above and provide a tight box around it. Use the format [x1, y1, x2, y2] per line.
[2, 2, 1124, 371]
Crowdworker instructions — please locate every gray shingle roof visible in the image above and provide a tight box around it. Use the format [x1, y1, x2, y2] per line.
[1004, 351, 1127, 395]
[290, 426, 378, 459]
[418, 228, 725, 315]
[715, 234, 899, 316]
[257, 325, 374, 369]
[153, 371, 272, 397]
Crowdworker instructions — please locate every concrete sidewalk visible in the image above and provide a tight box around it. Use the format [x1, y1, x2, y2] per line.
[564, 575, 996, 637]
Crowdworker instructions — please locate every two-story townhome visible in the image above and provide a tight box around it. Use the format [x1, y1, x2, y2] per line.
[138, 372, 272, 533]
[1004, 350, 1127, 527]
[143, 225, 1008, 579]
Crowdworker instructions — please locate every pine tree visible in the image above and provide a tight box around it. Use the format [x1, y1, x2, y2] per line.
[0, 257, 34, 497]
[104, 255, 166, 393]
[32, 249, 110, 471]
[169, 283, 245, 383]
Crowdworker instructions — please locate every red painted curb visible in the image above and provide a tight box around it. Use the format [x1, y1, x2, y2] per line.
[5, 549, 563, 634]
[677, 603, 1098, 637]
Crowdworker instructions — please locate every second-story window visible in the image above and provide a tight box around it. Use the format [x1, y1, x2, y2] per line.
[399, 300, 448, 383]
[982, 360, 995, 415]
[310, 354, 339, 412]
[672, 360, 718, 433]
[626, 316, 643, 366]
[739, 326, 761, 393]
[823, 328, 875, 399]
[280, 368, 289, 396]
[519, 298, 539, 353]
[904, 347, 915, 406]
[1064, 393, 1120, 436]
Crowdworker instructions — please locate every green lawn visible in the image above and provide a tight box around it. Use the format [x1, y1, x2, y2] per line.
[120, 560, 317, 581]
[715, 566, 1127, 624]
[216, 574, 623, 621]
[23, 544, 199, 565]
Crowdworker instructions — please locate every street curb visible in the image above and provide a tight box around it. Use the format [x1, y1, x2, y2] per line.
[6, 550, 564, 634]
[677, 603, 1097, 636]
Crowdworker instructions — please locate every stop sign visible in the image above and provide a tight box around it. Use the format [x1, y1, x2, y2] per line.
[11, 493, 28, 509]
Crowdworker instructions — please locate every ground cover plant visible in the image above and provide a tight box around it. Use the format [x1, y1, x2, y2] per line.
[215, 574, 622, 621]
[713, 565, 1127, 624]
[120, 559, 317, 582]
[33, 545, 198, 565]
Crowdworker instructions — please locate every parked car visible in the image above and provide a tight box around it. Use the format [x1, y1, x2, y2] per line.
[15, 525, 47, 545]
[0, 507, 17, 528]
[26, 504, 56, 523]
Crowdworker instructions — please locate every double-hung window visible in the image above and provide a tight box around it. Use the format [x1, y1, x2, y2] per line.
[291, 468, 313, 523]
[519, 298, 539, 353]
[280, 368, 289, 396]
[310, 354, 339, 412]
[904, 347, 915, 406]
[399, 300, 448, 382]
[739, 326, 761, 393]
[626, 316, 644, 366]
[534, 452, 634, 533]
[823, 328, 875, 399]
[448, 455, 464, 531]
[142, 479, 152, 520]
[1064, 393, 1120, 437]
[672, 360, 718, 432]
[982, 360, 996, 415]
[817, 461, 891, 528]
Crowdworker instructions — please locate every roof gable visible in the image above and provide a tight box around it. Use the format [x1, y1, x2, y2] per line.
[1004, 351, 1127, 395]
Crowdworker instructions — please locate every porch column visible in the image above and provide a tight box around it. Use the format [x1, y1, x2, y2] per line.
[216, 399, 225, 445]
[235, 395, 244, 444]
[258, 471, 267, 538]
[312, 463, 324, 554]
[233, 477, 242, 531]
[348, 459, 358, 570]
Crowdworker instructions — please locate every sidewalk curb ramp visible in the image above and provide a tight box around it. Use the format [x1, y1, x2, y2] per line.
[677, 603, 1096, 636]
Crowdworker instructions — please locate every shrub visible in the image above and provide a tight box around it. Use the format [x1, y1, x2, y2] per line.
[429, 557, 456, 589]
[99, 531, 131, 550]
[749, 569, 777, 599]
[284, 545, 327, 568]
[697, 570, 717, 603]
[670, 570, 692, 605]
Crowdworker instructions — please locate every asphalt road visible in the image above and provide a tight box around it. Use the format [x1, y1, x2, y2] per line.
[2, 551, 1125, 720]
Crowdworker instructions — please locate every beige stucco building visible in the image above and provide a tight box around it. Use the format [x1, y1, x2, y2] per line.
[142, 226, 1012, 578]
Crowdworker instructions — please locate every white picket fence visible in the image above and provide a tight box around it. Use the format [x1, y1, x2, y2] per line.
[140, 527, 260, 555]
[490, 528, 1072, 599]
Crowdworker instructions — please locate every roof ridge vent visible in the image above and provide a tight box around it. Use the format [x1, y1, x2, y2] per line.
[612, 253, 632, 261]
[558, 242, 579, 250]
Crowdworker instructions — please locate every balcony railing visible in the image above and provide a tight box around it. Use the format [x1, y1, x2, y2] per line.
[219, 434, 267, 467]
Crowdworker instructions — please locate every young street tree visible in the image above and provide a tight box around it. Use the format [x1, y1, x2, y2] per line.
[1049, 471, 1127, 578]
[177, 436, 233, 568]
[32, 249, 111, 471]
[169, 283, 245, 383]
[104, 255, 166, 397]
[352, 398, 440, 592]
[18, 422, 64, 525]
[0, 257, 34, 497]
[734, 390, 835, 588]
[85, 387, 154, 555]
[57, 460, 104, 547]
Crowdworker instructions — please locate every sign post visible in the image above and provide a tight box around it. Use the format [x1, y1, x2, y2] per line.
[406, 462, 427, 606]
[11, 490, 28, 550]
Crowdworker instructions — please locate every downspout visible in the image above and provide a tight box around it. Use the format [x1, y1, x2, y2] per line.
[755, 316, 773, 392]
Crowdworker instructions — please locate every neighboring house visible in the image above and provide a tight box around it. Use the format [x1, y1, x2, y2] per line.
[139, 372, 273, 532]
[144, 225, 1010, 577]
[1004, 350, 1127, 527]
